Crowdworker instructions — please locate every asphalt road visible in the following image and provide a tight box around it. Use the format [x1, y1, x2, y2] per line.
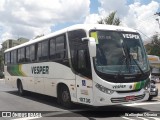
[156, 83, 160, 96]
[0, 79, 160, 120]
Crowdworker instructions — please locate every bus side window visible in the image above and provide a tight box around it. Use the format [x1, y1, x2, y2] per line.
[41, 40, 48, 60]
[68, 30, 86, 68]
[20, 48, 25, 62]
[18, 49, 21, 63]
[77, 49, 91, 77]
[68, 29, 92, 78]
[37, 42, 42, 61]
[13, 50, 17, 64]
[55, 35, 65, 59]
[18, 48, 25, 63]
[26, 46, 30, 62]
[11, 51, 14, 64]
[78, 50, 86, 69]
[30, 44, 36, 62]
[50, 38, 56, 59]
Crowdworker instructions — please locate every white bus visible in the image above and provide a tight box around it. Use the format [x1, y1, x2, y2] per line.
[4, 24, 150, 108]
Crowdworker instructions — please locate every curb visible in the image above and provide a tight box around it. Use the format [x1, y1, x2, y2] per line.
[155, 95, 160, 100]
[0, 79, 5, 83]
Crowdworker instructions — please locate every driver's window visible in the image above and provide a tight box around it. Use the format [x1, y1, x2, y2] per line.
[77, 49, 91, 78]
[78, 50, 86, 69]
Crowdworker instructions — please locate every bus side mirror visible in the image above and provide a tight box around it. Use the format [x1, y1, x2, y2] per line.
[82, 37, 96, 57]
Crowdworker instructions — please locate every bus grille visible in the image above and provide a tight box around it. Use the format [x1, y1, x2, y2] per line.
[111, 94, 145, 103]
[116, 89, 141, 93]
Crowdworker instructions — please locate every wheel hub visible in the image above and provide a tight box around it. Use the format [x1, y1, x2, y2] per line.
[62, 91, 69, 102]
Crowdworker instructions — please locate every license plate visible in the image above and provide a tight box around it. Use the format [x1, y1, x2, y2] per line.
[125, 96, 135, 101]
[150, 92, 156, 95]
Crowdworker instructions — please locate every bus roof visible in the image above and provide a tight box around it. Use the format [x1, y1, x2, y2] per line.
[4, 24, 137, 53]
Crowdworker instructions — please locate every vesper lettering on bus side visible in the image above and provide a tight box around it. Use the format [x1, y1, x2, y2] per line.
[31, 66, 49, 74]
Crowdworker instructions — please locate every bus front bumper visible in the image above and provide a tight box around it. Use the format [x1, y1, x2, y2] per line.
[93, 88, 150, 106]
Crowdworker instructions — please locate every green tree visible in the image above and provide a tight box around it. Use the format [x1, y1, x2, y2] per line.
[98, 11, 121, 25]
[145, 34, 160, 56]
[151, 34, 160, 48]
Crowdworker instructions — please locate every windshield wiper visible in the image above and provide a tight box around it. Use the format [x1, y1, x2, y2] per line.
[121, 39, 144, 75]
[130, 54, 144, 75]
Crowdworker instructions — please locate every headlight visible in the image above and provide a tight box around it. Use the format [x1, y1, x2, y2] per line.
[153, 88, 156, 91]
[95, 83, 114, 94]
[144, 79, 150, 90]
[156, 78, 159, 82]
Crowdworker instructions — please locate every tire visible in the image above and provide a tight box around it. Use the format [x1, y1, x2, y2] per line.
[148, 96, 153, 101]
[18, 81, 25, 96]
[151, 80, 155, 84]
[58, 85, 73, 108]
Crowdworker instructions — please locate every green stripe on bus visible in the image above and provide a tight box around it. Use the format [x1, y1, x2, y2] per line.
[133, 80, 146, 90]
[7, 65, 26, 76]
[135, 82, 141, 90]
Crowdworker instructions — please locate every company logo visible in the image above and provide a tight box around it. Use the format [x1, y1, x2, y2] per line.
[123, 34, 140, 39]
[2, 112, 11, 117]
[31, 66, 49, 74]
[129, 85, 132, 89]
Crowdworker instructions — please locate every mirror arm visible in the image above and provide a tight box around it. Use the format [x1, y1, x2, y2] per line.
[82, 37, 89, 41]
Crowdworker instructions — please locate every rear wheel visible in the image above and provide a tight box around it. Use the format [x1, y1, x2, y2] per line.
[58, 85, 73, 108]
[18, 81, 25, 96]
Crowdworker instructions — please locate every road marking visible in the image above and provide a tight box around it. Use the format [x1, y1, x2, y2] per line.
[122, 116, 136, 120]
[0, 79, 5, 83]
[138, 117, 149, 120]
[12, 117, 41, 120]
[123, 101, 160, 106]
[149, 117, 160, 120]
[122, 117, 160, 120]
[42, 111, 71, 117]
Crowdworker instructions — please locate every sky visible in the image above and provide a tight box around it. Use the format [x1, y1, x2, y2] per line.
[0, 0, 160, 43]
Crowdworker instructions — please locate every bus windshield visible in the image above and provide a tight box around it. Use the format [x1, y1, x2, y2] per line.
[91, 30, 149, 75]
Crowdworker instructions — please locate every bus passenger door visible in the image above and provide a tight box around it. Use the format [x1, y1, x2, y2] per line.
[76, 75, 93, 105]
[74, 45, 93, 105]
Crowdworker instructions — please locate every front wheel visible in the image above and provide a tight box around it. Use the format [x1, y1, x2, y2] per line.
[148, 96, 153, 101]
[58, 86, 73, 108]
[18, 81, 25, 96]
